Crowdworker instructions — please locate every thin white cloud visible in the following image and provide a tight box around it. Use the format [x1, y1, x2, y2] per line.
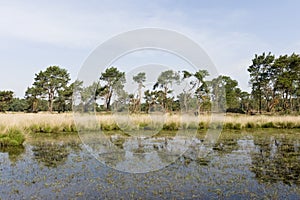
[0, 1, 282, 96]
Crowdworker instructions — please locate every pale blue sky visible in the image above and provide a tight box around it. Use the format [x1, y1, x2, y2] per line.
[1, 0, 300, 97]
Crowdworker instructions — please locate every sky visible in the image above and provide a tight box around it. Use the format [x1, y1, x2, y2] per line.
[1, 0, 300, 97]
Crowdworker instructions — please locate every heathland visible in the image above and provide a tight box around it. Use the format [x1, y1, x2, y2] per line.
[2, 52, 300, 146]
[1, 112, 300, 147]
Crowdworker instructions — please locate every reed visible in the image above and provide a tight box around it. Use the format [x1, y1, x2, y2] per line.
[1, 113, 300, 139]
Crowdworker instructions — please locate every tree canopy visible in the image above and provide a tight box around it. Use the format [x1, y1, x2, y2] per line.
[3, 51, 300, 114]
[0, 91, 13, 112]
[98, 67, 126, 110]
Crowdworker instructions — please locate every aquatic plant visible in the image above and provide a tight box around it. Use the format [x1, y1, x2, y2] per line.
[0, 127, 25, 146]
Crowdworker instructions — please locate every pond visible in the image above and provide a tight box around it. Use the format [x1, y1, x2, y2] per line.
[0, 130, 299, 199]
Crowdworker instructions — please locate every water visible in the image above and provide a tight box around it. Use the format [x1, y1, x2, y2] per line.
[0, 130, 299, 199]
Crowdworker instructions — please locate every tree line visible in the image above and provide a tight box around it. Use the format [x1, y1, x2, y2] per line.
[1, 52, 300, 114]
[248, 52, 300, 114]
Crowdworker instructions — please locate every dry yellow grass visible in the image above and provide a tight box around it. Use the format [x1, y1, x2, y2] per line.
[224, 114, 300, 127]
[0, 113, 74, 129]
[1, 112, 300, 136]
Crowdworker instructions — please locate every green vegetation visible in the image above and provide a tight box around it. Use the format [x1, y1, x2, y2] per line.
[182, 70, 210, 112]
[26, 123, 77, 134]
[1, 113, 300, 143]
[248, 53, 300, 113]
[1, 52, 300, 114]
[98, 67, 126, 111]
[130, 72, 146, 113]
[1, 129, 299, 198]
[0, 52, 299, 148]
[1, 52, 299, 199]
[0, 90, 13, 112]
[26, 66, 71, 112]
[0, 128, 25, 147]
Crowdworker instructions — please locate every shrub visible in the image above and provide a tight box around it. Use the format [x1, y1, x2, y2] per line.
[261, 122, 275, 128]
[42, 124, 52, 133]
[7, 128, 25, 145]
[181, 122, 188, 130]
[226, 108, 245, 114]
[198, 122, 207, 129]
[224, 123, 234, 129]
[233, 123, 242, 130]
[51, 126, 60, 133]
[245, 122, 255, 129]
[187, 122, 198, 130]
[0, 128, 25, 146]
[163, 122, 179, 130]
[139, 122, 149, 128]
[70, 124, 77, 132]
[28, 124, 40, 133]
[286, 122, 295, 129]
[62, 124, 72, 132]
[101, 123, 120, 131]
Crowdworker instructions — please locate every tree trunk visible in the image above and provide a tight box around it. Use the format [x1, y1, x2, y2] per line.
[106, 92, 112, 111]
[33, 99, 38, 113]
[132, 84, 143, 113]
[164, 86, 168, 112]
[259, 95, 262, 114]
[48, 92, 54, 112]
[184, 93, 188, 113]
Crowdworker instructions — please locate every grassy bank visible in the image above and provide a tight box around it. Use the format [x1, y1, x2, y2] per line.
[93, 113, 300, 131]
[223, 114, 300, 129]
[1, 113, 300, 146]
[0, 128, 25, 147]
[0, 113, 75, 146]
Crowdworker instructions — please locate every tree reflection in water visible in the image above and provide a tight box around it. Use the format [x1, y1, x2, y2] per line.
[0, 146, 25, 164]
[32, 141, 80, 168]
[251, 135, 300, 185]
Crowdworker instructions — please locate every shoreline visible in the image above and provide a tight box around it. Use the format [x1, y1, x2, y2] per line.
[1, 112, 300, 130]
[1, 112, 300, 146]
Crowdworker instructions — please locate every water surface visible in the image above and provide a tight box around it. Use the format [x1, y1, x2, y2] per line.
[0, 130, 299, 199]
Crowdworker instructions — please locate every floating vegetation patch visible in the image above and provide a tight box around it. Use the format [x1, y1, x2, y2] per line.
[32, 142, 71, 167]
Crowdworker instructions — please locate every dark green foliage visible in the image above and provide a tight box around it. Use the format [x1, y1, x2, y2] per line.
[261, 122, 275, 128]
[101, 123, 120, 131]
[153, 70, 180, 112]
[182, 70, 210, 113]
[25, 66, 71, 112]
[54, 81, 76, 113]
[163, 122, 179, 131]
[25, 86, 43, 112]
[26, 124, 78, 134]
[198, 122, 207, 129]
[210, 76, 243, 112]
[233, 123, 242, 130]
[226, 108, 245, 114]
[130, 72, 146, 113]
[245, 122, 256, 129]
[248, 52, 275, 113]
[224, 123, 234, 129]
[9, 98, 28, 112]
[3, 52, 300, 114]
[248, 52, 300, 113]
[99, 67, 126, 111]
[33, 66, 71, 112]
[0, 90, 13, 112]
